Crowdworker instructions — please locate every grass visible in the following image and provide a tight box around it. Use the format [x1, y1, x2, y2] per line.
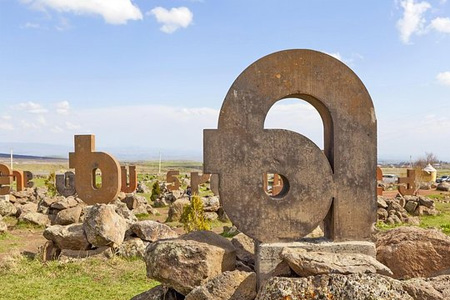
[420, 202, 450, 235]
[0, 256, 158, 300]
[0, 233, 19, 253]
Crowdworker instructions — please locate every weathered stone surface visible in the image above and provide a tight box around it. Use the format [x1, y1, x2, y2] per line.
[202, 196, 220, 212]
[185, 270, 256, 300]
[0, 215, 7, 233]
[131, 220, 178, 242]
[121, 166, 137, 194]
[166, 198, 190, 222]
[130, 286, 183, 300]
[19, 212, 49, 226]
[59, 246, 113, 261]
[377, 197, 388, 209]
[145, 231, 236, 295]
[256, 274, 413, 300]
[50, 197, 78, 210]
[231, 233, 255, 269]
[55, 206, 82, 225]
[405, 201, 418, 214]
[281, 247, 392, 276]
[204, 50, 376, 242]
[43, 224, 90, 250]
[0, 199, 17, 217]
[377, 227, 450, 278]
[55, 171, 76, 197]
[117, 238, 147, 259]
[17, 203, 38, 216]
[122, 194, 138, 210]
[426, 275, 450, 299]
[83, 204, 126, 247]
[436, 182, 450, 191]
[402, 278, 444, 300]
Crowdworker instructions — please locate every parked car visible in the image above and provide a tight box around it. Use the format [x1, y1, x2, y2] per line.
[382, 174, 398, 184]
[437, 175, 450, 183]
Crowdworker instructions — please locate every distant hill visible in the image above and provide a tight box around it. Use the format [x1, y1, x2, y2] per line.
[0, 153, 66, 160]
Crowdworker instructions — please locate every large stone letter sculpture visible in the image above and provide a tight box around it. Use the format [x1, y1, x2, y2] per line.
[204, 50, 377, 242]
[121, 166, 137, 193]
[398, 169, 416, 196]
[56, 171, 76, 197]
[166, 170, 180, 191]
[24, 171, 34, 188]
[69, 135, 121, 204]
[191, 172, 211, 194]
[376, 167, 383, 196]
[0, 164, 12, 195]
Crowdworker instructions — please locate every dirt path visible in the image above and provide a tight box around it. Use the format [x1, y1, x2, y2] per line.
[0, 228, 46, 262]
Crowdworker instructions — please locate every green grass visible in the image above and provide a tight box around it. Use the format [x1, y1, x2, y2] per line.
[375, 221, 407, 231]
[14, 220, 45, 230]
[0, 256, 158, 300]
[420, 202, 450, 235]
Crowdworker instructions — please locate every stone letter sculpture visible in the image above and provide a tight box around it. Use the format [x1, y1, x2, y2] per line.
[56, 171, 76, 197]
[376, 167, 383, 196]
[204, 50, 377, 242]
[121, 165, 137, 193]
[69, 135, 121, 204]
[166, 170, 180, 191]
[398, 169, 416, 196]
[190, 172, 211, 194]
[0, 164, 12, 195]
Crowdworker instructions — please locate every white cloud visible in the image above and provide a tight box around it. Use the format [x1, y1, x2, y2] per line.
[430, 17, 450, 33]
[16, 101, 48, 114]
[149, 7, 193, 33]
[65, 121, 80, 130]
[24, 0, 143, 25]
[397, 0, 431, 44]
[437, 71, 450, 86]
[1, 115, 11, 120]
[0, 123, 14, 130]
[36, 115, 47, 125]
[51, 126, 64, 133]
[23, 22, 42, 29]
[56, 100, 70, 115]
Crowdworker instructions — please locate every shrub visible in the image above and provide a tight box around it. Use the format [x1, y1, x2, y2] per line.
[44, 172, 57, 197]
[150, 181, 161, 201]
[180, 195, 210, 232]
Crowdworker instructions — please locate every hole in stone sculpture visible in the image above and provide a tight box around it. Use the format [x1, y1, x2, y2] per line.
[264, 173, 289, 199]
[264, 97, 324, 150]
[92, 168, 102, 189]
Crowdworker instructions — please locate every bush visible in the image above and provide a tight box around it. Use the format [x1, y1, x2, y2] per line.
[44, 172, 57, 197]
[180, 195, 210, 232]
[150, 181, 161, 201]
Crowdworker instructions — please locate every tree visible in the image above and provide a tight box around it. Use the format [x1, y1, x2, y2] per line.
[180, 195, 210, 232]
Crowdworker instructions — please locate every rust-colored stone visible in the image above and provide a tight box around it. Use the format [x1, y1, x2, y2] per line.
[23, 171, 34, 188]
[56, 171, 76, 197]
[166, 170, 180, 191]
[398, 169, 416, 196]
[204, 50, 377, 242]
[191, 172, 211, 195]
[12, 170, 24, 192]
[272, 174, 283, 196]
[69, 135, 120, 204]
[376, 167, 383, 196]
[0, 164, 12, 195]
[121, 166, 137, 193]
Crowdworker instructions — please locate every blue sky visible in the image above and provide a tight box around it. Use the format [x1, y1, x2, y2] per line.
[0, 0, 449, 161]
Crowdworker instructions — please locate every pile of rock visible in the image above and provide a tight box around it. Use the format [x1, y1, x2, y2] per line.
[166, 196, 223, 222]
[42, 203, 176, 261]
[377, 195, 438, 225]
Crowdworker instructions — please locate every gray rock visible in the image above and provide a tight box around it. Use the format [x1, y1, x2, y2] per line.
[19, 212, 49, 226]
[17, 203, 38, 217]
[426, 275, 450, 299]
[185, 270, 256, 300]
[0, 199, 17, 217]
[166, 198, 190, 222]
[145, 231, 236, 295]
[281, 248, 392, 277]
[377, 197, 388, 209]
[202, 196, 220, 212]
[130, 286, 183, 300]
[43, 224, 90, 250]
[203, 212, 218, 221]
[116, 238, 147, 259]
[231, 233, 255, 269]
[419, 197, 434, 208]
[131, 220, 178, 242]
[256, 274, 413, 300]
[59, 246, 113, 261]
[0, 215, 7, 233]
[83, 204, 127, 247]
[50, 196, 78, 210]
[402, 278, 444, 300]
[55, 206, 82, 225]
[436, 182, 450, 191]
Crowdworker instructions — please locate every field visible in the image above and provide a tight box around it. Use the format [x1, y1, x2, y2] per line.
[1, 161, 450, 299]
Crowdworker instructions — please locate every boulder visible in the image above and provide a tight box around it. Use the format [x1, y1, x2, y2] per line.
[17, 203, 38, 216]
[202, 196, 220, 212]
[55, 206, 82, 225]
[231, 233, 255, 269]
[377, 197, 388, 209]
[131, 220, 178, 242]
[122, 194, 138, 210]
[145, 231, 236, 295]
[117, 238, 147, 259]
[405, 201, 418, 214]
[281, 248, 392, 276]
[426, 275, 450, 299]
[166, 198, 190, 222]
[185, 270, 256, 300]
[50, 196, 78, 210]
[0, 215, 7, 233]
[43, 224, 90, 250]
[377, 208, 388, 220]
[256, 274, 413, 300]
[376, 227, 450, 278]
[419, 196, 434, 208]
[204, 212, 218, 221]
[402, 278, 445, 300]
[131, 286, 183, 300]
[83, 204, 127, 247]
[19, 212, 49, 226]
[0, 199, 17, 217]
[436, 182, 450, 191]
[113, 200, 138, 224]
[59, 246, 113, 261]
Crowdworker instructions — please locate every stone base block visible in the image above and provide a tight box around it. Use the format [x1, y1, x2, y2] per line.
[255, 239, 376, 289]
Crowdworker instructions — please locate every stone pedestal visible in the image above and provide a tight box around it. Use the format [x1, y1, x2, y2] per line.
[255, 239, 376, 289]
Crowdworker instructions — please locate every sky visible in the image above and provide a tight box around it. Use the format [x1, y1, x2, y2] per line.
[0, 0, 450, 161]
